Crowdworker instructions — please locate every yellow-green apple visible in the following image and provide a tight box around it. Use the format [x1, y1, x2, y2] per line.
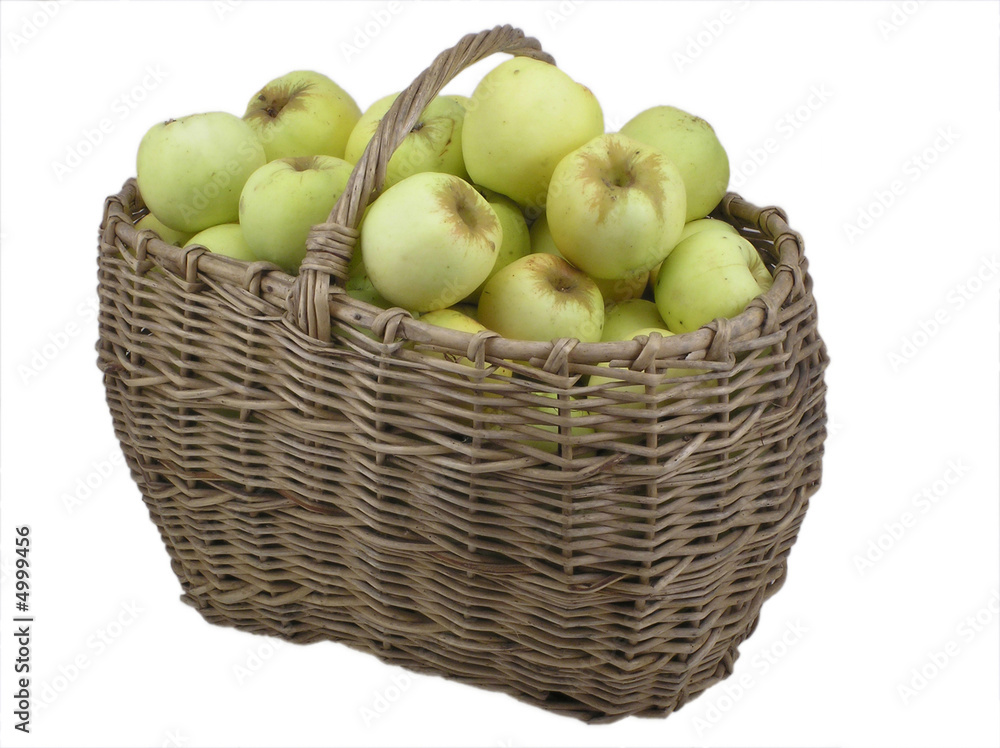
[418, 308, 512, 377]
[547, 133, 686, 280]
[679, 217, 740, 242]
[243, 70, 361, 161]
[444, 94, 471, 109]
[464, 188, 530, 302]
[529, 214, 646, 304]
[601, 299, 666, 342]
[449, 303, 480, 321]
[648, 217, 740, 291]
[239, 155, 353, 274]
[620, 105, 730, 221]
[420, 308, 486, 336]
[344, 93, 467, 187]
[462, 57, 603, 210]
[478, 254, 604, 342]
[361, 172, 501, 313]
[136, 112, 266, 233]
[344, 255, 393, 309]
[136, 212, 193, 247]
[184, 223, 257, 262]
[655, 231, 772, 333]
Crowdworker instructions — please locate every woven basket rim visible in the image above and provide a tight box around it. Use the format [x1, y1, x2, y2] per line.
[111, 182, 800, 369]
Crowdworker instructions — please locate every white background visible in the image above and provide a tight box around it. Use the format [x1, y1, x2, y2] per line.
[1, 1, 998, 746]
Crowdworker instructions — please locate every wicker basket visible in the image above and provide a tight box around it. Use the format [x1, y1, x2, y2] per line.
[96, 25, 828, 723]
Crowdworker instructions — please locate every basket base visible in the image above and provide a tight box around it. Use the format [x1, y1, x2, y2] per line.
[175, 558, 783, 723]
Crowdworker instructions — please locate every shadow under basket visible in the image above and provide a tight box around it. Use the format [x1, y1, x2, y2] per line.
[96, 26, 828, 724]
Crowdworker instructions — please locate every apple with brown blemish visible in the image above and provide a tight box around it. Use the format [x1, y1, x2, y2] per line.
[477, 253, 604, 343]
[528, 213, 647, 304]
[620, 105, 730, 222]
[546, 133, 687, 281]
[243, 71, 361, 161]
[464, 187, 531, 303]
[361, 172, 501, 313]
[345, 93, 468, 188]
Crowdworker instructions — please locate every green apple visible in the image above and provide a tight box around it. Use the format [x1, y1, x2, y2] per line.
[344, 255, 393, 308]
[601, 299, 666, 342]
[420, 307, 487, 336]
[135, 212, 193, 247]
[136, 112, 266, 233]
[418, 308, 512, 378]
[450, 303, 480, 321]
[464, 189, 531, 303]
[344, 93, 467, 187]
[648, 217, 740, 291]
[655, 231, 773, 333]
[444, 94, 471, 110]
[529, 213, 646, 304]
[620, 105, 730, 221]
[678, 217, 740, 243]
[184, 223, 256, 262]
[361, 172, 501, 313]
[239, 155, 353, 274]
[462, 57, 603, 209]
[243, 70, 361, 161]
[478, 253, 604, 343]
[547, 133, 687, 280]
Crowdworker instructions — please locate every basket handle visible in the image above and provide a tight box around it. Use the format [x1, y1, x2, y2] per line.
[289, 25, 554, 341]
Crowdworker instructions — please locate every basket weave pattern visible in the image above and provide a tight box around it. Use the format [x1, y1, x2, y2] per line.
[97, 26, 827, 722]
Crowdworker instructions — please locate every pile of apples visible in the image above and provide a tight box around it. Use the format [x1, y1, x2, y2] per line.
[134, 59, 773, 352]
